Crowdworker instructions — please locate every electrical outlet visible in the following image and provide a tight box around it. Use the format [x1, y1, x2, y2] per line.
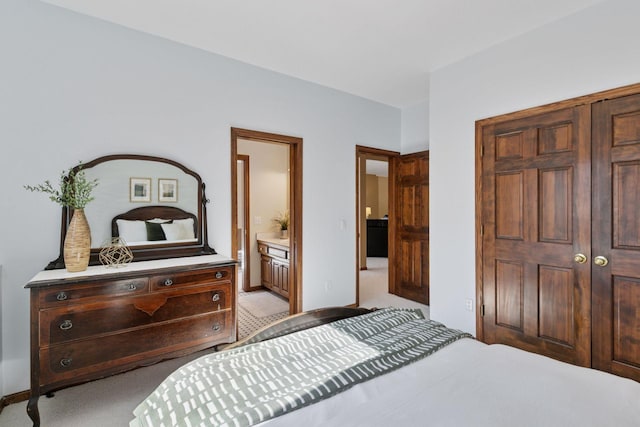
[465, 299, 474, 312]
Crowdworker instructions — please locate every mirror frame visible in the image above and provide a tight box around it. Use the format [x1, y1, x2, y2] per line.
[46, 154, 215, 270]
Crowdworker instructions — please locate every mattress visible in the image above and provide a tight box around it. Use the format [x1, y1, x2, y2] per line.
[260, 338, 640, 426]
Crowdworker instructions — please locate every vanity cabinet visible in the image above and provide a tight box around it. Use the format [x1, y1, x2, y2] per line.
[25, 255, 237, 427]
[258, 241, 289, 299]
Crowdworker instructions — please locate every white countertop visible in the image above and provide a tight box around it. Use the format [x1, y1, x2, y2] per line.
[256, 231, 289, 248]
[258, 237, 290, 247]
[27, 254, 235, 284]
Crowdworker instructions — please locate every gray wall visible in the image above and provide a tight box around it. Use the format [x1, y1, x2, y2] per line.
[0, 0, 401, 395]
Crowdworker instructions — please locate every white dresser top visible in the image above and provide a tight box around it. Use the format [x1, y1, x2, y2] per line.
[28, 254, 235, 284]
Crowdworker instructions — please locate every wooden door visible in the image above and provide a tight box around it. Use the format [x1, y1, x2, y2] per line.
[480, 106, 592, 366]
[392, 151, 429, 305]
[592, 94, 640, 381]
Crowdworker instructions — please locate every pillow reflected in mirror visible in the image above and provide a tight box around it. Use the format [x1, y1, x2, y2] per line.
[161, 220, 195, 241]
[115, 219, 147, 242]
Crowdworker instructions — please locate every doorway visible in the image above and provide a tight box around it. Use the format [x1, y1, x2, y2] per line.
[231, 128, 303, 317]
[355, 146, 398, 307]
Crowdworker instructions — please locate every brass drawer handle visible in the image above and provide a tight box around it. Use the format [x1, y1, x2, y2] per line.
[215, 272, 223, 279]
[56, 292, 68, 301]
[212, 323, 221, 332]
[59, 358, 72, 368]
[212, 293, 220, 302]
[126, 283, 138, 291]
[59, 320, 73, 330]
[163, 278, 174, 286]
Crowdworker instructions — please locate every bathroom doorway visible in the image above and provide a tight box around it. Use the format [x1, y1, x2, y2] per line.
[231, 128, 303, 317]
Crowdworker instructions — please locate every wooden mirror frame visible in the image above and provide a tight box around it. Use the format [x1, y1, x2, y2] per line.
[46, 154, 216, 270]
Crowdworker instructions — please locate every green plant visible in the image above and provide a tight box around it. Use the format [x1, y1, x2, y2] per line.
[273, 210, 289, 231]
[25, 163, 99, 209]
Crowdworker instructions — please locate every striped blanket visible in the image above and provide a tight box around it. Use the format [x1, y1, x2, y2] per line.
[130, 308, 471, 427]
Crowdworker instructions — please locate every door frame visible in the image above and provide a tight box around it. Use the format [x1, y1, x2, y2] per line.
[231, 127, 303, 314]
[236, 154, 251, 292]
[355, 145, 399, 306]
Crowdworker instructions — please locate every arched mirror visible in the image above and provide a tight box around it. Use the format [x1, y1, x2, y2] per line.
[47, 154, 215, 269]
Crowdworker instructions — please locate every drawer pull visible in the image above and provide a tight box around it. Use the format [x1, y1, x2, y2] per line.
[59, 358, 73, 368]
[215, 272, 223, 279]
[126, 283, 138, 291]
[59, 320, 73, 330]
[212, 323, 221, 332]
[212, 293, 221, 302]
[56, 292, 68, 301]
[163, 279, 174, 286]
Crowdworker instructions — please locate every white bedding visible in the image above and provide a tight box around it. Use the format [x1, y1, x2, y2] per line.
[260, 338, 640, 426]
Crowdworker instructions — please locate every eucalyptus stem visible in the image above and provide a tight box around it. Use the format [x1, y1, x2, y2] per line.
[24, 163, 98, 209]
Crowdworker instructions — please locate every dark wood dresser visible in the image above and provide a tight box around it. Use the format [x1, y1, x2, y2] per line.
[25, 255, 237, 426]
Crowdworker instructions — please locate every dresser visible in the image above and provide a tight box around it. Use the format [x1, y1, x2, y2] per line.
[25, 255, 237, 426]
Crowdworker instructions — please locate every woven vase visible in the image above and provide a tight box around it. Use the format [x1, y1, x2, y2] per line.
[64, 209, 91, 272]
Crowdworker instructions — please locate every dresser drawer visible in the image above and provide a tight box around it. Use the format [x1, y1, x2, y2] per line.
[39, 278, 149, 308]
[150, 267, 232, 291]
[39, 310, 232, 385]
[41, 284, 231, 346]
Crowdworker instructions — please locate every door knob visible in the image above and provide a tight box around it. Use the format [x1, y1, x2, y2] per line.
[574, 253, 587, 264]
[594, 256, 609, 267]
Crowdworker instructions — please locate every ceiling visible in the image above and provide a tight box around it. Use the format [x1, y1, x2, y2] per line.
[366, 160, 388, 178]
[42, 0, 604, 108]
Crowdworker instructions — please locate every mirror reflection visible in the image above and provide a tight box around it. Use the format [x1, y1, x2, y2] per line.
[83, 159, 199, 248]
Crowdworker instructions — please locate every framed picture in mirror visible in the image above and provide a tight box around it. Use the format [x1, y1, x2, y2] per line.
[159, 178, 178, 202]
[130, 177, 151, 202]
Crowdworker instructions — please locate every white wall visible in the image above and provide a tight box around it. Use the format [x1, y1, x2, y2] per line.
[429, 0, 640, 334]
[238, 140, 289, 288]
[0, 265, 3, 397]
[0, 0, 400, 395]
[401, 100, 429, 153]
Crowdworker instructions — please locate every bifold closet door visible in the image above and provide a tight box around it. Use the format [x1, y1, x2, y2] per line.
[592, 94, 640, 381]
[481, 105, 592, 366]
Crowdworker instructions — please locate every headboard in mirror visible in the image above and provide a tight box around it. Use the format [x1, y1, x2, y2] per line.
[46, 154, 215, 270]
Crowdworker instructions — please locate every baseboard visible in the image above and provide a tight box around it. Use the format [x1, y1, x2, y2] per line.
[0, 390, 30, 414]
[242, 286, 267, 292]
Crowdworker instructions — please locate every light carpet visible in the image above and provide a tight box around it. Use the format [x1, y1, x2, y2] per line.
[359, 257, 430, 318]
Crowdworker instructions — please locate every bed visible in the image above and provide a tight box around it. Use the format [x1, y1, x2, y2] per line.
[130, 307, 640, 427]
[112, 206, 199, 246]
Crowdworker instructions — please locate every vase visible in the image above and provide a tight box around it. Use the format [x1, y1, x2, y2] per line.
[64, 209, 91, 272]
[280, 229, 289, 239]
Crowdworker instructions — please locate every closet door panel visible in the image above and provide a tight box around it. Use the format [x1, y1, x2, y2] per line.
[592, 94, 640, 381]
[481, 106, 591, 366]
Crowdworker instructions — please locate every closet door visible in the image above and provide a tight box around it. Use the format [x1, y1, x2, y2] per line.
[481, 106, 592, 366]
[592, 94, 640, 381]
